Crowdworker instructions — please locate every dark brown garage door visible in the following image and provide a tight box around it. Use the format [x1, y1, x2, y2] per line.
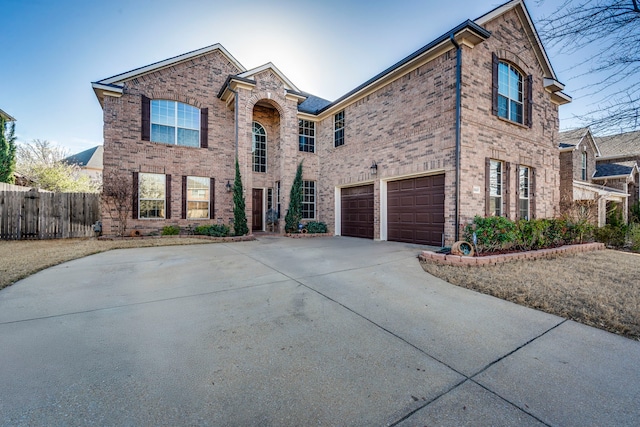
[387, 175, 445, 246]
[341, 185, 374, 239]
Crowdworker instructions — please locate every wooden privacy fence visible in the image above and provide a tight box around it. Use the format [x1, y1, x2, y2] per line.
[0, 189, 100, 240]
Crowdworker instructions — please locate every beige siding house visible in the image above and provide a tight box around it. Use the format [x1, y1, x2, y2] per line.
[93, 0, 570, 244]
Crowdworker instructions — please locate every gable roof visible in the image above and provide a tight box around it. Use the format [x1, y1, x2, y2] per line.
[476, 0, 570, 104]
[64, 145, 103, 169]
[92, 44, 245, 106]
[558, 127, 601, 156]
[0, 108, 16, 122]
[595, 130, 640, 158]
[237, 63, 301, 93]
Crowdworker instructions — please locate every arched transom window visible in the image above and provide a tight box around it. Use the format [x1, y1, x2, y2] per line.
[497, 62, 523, 124]
[252, 122, 267, 173]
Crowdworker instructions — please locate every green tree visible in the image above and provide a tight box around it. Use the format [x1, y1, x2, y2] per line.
[285, 161, 304, 233]
[0, 117, 17, 184]
[233, 157, 249, 236]
[16, 139, 100, 192]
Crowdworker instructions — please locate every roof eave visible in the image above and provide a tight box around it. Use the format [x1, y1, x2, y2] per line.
[0, 108, 16, 122]
[316, 20, 490, 116]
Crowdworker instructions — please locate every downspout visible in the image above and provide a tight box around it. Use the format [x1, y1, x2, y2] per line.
[450, 33, 462, 242]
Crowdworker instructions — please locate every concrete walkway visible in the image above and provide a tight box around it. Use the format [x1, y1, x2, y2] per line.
[0, 236, 638, 426]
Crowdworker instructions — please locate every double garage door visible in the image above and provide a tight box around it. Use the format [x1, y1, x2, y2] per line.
[341, 175, 445, 246]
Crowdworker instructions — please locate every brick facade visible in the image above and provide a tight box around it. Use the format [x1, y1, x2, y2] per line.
[94, 0, 570, 243]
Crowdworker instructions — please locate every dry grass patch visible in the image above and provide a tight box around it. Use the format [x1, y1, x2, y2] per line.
[421, 250, 640, 340]
[0, 238, 218, 291]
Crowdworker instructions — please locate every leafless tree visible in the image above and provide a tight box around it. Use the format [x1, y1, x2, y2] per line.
[102, 169, 132, 237]
[538, 0, 640, 133]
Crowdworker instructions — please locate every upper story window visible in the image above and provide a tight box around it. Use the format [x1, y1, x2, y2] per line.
[299, 119, 315, 153]
[489, 160, 503, 217]
[334, 111, 345, 147]
[139, 173, 166, 219]
[498, 62, 523, 124]
[252, 122, 267, 173]
[581, 152, 588, 180]
[151, 100, 200, 147]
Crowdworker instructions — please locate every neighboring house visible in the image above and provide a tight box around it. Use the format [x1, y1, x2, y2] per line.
[0, 108, 16, 123]
[559, 128, 639, 225]
[92, 0, 570, 244]
[64, 145, 103, 181]
[595, 130, 640, 211]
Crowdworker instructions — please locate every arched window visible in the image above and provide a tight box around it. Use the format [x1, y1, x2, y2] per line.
[497, 61, 524, 123]
[252, 122, 267, 173]
[151, 100, 200, 147]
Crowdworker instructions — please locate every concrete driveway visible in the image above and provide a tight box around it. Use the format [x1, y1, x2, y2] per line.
[1, 236, 638, 426]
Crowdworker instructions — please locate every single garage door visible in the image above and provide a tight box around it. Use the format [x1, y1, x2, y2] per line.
[387, 174, 445, 246]
[341, 185, 374, 239]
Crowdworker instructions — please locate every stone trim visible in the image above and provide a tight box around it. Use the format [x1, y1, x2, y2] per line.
[419, 242, 605, 266]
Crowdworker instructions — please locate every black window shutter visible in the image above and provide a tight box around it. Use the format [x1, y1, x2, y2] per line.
[492, 53, 499, 116]
[201, 108, 209, 148]
[526, 75, 533, 128]
[504, 162, 511, 219]
[485, 157, 491, 217]
[182, 176, 187, 219]
[132, 172, 139, 219]
[514, 164, 521, 221]
[210, 178, 215, 219]
[141, 95, 151, 141]
[530, 168, 536, 219]
[165, 174, 172, 219]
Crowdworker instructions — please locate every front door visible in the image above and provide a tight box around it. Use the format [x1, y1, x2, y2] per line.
[252, 189, 263, 231]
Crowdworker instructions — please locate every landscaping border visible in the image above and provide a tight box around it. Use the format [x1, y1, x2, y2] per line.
[420, 242, 605, 266]
[98, 235, 255, 243]
[284, 233, 329, 238]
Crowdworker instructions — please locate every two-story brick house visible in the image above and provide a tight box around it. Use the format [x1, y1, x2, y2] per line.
[92, 0, 570, 245]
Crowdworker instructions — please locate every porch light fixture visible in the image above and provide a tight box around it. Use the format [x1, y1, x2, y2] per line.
[370, 161, 378, 175]
[226, 180, 233, 192]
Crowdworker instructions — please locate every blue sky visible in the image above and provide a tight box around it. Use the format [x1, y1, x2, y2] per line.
[2, 0, 588, 154]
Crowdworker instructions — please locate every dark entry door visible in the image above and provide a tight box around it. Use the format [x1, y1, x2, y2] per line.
[252, 189, 263, 231]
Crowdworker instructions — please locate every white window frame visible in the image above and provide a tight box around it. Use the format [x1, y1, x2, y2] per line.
[581, 152, 587, 181]
[490, 160, 503, 216]
[302, 180, 316, 220]
[139, 173, 166, 219]
[497, 62, 524, 124]
[186, 176, 210, 219]
[334, 111, 345, 147]
[519, 166, 530, 220]
[151, 100, 200, 147]
[252, 121, 267, 173]
[299, 119, 315, 153]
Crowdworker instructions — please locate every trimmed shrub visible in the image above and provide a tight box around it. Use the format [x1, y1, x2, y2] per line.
[194, 224, 231, 237]
[306, 221, 328, 233]
[161, 225, 180, 236]
[463, 216, 517, 254]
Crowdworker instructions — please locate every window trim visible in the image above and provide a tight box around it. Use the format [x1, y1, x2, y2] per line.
[298, 119, 316, 153]
[492, 54, 533, 128]
[581, 152, 587, 181]
[252, 121, 267, 173]
[186, 176, 210, 220]
[150, 100, 201, 147]
[486, 159, 503, 217]
[334, 111, 345, 147]
[138, 172, 166, 220]
[497, 62, 524, 124]
[302, 180, 316, 220]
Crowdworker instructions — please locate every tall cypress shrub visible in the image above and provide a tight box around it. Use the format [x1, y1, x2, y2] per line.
[0, 117, 17, 184]
[233, 157, 249, 236]
[285, 161, 304, 232]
